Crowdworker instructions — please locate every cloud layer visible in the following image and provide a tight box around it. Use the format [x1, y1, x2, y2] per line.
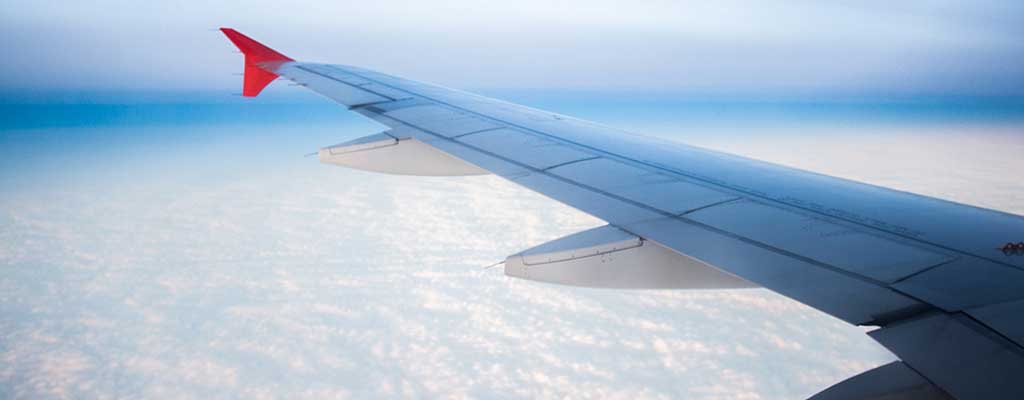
[2, 107, 1020, 399]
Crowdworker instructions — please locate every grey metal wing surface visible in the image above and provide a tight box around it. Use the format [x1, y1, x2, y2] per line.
[222, 29, 1024, 400]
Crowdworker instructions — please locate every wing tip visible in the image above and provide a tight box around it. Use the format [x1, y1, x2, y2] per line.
[219, 28, 293, 97]
[218, 28, 292, 62]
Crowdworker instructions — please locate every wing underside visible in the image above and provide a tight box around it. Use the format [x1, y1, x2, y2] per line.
[222, 29, 1024, 399]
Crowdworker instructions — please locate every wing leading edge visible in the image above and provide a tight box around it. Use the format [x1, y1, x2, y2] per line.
[221, 29, 1024, 399]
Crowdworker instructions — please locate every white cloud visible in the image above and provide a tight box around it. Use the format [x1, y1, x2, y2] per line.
[3, 116, 1019, 399]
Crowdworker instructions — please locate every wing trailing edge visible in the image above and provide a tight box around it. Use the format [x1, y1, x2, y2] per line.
[809, 361, 952, 400]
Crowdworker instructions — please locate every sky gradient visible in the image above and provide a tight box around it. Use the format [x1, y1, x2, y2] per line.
[2, 0, 1024, 95]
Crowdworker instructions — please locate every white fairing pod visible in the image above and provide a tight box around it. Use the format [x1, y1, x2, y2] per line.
[319, 132, 489, 176]
[504, 225, 757, 289]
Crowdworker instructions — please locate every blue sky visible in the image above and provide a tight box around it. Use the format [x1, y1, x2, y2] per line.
[2, 0, 1023, 96]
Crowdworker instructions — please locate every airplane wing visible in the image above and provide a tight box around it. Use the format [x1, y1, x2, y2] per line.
[221, 28, 1024, 399]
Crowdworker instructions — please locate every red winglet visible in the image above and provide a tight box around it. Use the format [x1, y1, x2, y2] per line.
[220, 28, 293, 97]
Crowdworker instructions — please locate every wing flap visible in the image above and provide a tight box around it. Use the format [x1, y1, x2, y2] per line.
[623, 217, 925, 325]
[546, 157, 740, 215]
[511, 173, 664, 225]
[869, 313, 1024, 399]
[686, 200, 955, 283]
[458, 128, 596, 169]
[893, 258, 1024, 311]
[416, 135, 532, 177]
[808, 361, 952, 400]
[383, 105, 506, 138]
[967, 299, 1024, 348]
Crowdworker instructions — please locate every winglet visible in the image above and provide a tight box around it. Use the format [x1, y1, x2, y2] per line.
[220, 28, 293, 97]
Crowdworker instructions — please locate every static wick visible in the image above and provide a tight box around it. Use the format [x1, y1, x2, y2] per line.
[483, 260, 505, 270]
[999, 242, 1024, 254]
